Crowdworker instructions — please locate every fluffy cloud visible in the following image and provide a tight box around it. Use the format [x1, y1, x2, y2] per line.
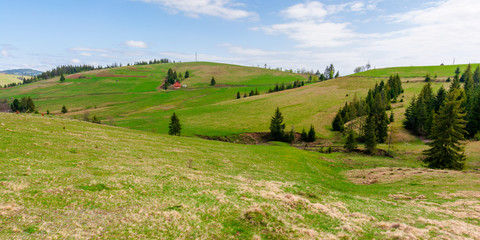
[125, 40, 148, 49]
[1, 50, 8, 57]
[254, 0, 480, 73]
[134, 0, 256, 20]
[71, 58, 81, 64]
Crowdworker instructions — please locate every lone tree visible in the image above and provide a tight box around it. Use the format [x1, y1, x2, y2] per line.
[423, 89, 467, 170]
[61, 105, 68, 114]
[60, 74, 65, 82]
[269, 107, 286, 141]
[344, 130, 358, 151]
[184, 70, 190, 79]
[307, 125, 316, 142]
[168, 112, 182, 136]
[210, 76, 216, 86]
[236, 92, 241, 99]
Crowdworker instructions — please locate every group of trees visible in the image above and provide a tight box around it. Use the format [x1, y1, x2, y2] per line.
[332, 75, 403, 153]
[405, 65, 480, 139]
[269, 107, 316, 143]
[164, 68, 190, 89]
[353, 62, 372, 74]
[324, 64, 340, 80]
[267, 80, 305, 93]
[10, 97, 35, 113]
[236, 89, 260, 99]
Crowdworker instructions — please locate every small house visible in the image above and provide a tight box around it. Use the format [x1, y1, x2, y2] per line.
[173, 81, 181, 88]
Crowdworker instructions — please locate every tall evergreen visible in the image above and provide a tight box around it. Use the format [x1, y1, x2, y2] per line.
[168, 112, 182, 136]
[184, 70, 190, 79]
[463, 64, 474, 93]
[60, 74, 65, 82]
[269, 107, 286, 141]
[332, 109, 344, 132]
[307, 125, 316, 142]
[210, 77, 216, 86]
[423, 89, 467, 170]
[26, 97, 35, 113]
[236, 92, 241, 99]
[466, 89, 480, 137]
[364, 115, 377, 154]
[473, 66, 480, 85]
[61, 105, 68, 114]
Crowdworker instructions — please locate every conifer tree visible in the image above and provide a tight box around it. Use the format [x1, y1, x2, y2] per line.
[61, 105, 68, 114]
[269, 107, 286, 141]
[473, 66, 480, 85]
[364, 116, 377, 154]
[332, 110, 344, 132]
[466, 90, 480, 137]
[60, 74, 65, 82]
[344, 130, 358, 151]
[243, 93, 247, 98]
[236, 92, 241, 99]
[168, 112, 182, 136]
[307, 125, 316, 142]
[463, 64, 474, 93]
[210, 76, 216, 86]
[423, 89, 467, 170]
[26, 97, 35, 113]
[300, 128, 308, 141]
[184, 70, 190, 78]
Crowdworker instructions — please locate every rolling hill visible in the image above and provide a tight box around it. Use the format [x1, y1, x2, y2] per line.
[1, 113, 479, 239]
[0, 69, 42, 76]
[1, 62, 480, 238]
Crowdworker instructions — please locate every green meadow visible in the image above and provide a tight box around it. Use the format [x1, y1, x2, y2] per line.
[0, 73, 24, 86]
[1, 62, 480, 238]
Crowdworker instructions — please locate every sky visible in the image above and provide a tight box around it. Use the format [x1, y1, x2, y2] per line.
[1, 0, 480, 74]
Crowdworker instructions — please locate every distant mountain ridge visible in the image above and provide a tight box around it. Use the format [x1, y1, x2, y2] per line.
[0, 68, 42, 76]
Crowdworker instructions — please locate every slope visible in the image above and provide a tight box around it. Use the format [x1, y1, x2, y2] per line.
[1, 113, 480, 239]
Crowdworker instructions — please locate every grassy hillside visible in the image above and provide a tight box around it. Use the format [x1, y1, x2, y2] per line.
[0, 73, 24, 86]
[0, 62, 457, 138]
[0, 62, 309, 136]
[352, 64, 479, 78]
[1, 113, 480, 239]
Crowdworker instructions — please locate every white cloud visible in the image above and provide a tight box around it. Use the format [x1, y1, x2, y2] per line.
[80, 52, 92, 56]
[134, 0, 256, 20]
[125, 40, 148, 49]
[1, 50, 8, 57]
[71, 58, 81, 64]
[253, 0, 480, 73]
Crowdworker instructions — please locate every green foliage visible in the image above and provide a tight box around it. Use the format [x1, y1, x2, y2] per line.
[307, 125, 316, 142]
[423, 89, 467, 170]
[10, 96, 35, 113]
[61, 105, 68, 114]
[168, 112, 182, 136]
[92, 115, 101, 124]
[404, 83, 435, 136]
[236, 91, 241, 99]
[364, 116, 377, 154]
[344, 130, 358, 151]
[210, 76, 216, 86]
[300, 128, 308, 141]
[389, 111, 394, 122]
[269, 107, 285, 141]
[332, 109, 344, 132]
[184, 70, 190, 78]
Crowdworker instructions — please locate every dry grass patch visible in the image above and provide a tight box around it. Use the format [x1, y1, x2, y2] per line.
[345, 167, 480, 185]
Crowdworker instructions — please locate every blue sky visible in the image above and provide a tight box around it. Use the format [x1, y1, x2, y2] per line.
[1, 0, 479, 74]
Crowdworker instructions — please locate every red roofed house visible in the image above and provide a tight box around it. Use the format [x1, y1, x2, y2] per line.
[173, 81, 181, 88]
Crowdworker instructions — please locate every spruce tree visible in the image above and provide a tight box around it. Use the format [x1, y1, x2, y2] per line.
[168, 112, 182, 136]
[210, 76, 216, 86]
[423, 89, 467, 170]
[307, 125, 316, 142]
[185, 70, 190, 78]
[466, 90, 480, 137]
[344, 130, 358, 152]
[473, 66, 480, 85]
[269, 107, 286, 141]
[332, 110, 344, 132]
[60, 74, 65, 82]
[236, 92, 241, 99]
[463, 64, 474, 93]
[364, 116, 377, 154]
[61, 105, 68, 114]
[26, 97, 35, 113]
[10, 98, 20, 112]
[300, 128, 308, 141]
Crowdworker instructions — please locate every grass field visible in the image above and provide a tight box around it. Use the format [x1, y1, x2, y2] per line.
[0, 73, 24, 86]
[1, 113, 479, 239]
[0, 62, 457, 138]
